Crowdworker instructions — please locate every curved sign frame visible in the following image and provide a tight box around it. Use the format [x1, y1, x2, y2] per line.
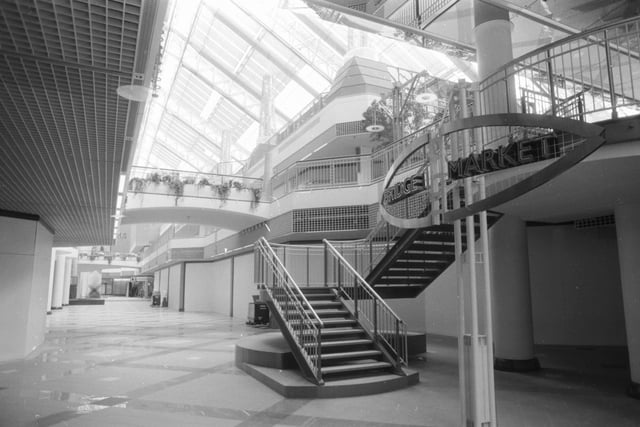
[379, 113, 605, 228]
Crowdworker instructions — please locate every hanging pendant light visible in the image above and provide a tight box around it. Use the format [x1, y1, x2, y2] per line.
[366, 106, 385, 133]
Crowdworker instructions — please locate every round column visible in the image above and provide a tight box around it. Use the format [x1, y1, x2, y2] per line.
[614, 200, 640, 399]
[51, 254, 66, 309]
[490, 215, 539, 371]
[62, 257, 73, 305]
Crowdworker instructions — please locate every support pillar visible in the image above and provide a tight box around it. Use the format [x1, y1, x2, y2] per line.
[62, 257, 73, 305]
[490, 215, 539, 371]
[473, 1, 539, 372]
[0, 213, 53, 361]
[52, 254, 67, 309]
[614, 200, 640, 399]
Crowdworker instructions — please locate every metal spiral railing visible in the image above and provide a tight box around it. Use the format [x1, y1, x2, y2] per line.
[254, 237, 324, 384]
[324, 239, 408, 367]
[478, 16, 640, 122]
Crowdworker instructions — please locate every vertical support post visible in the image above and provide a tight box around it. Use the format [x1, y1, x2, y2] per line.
[479, 175, 497, 422]
[306, 246, 310, 287]
[460, 81, 482, 426]
[546, 50, 557, 116]
[324, 242, 328, 287]
[452, 98, 467, 426]
[373, 298, 378, 337]
[604, 29, 619, 119]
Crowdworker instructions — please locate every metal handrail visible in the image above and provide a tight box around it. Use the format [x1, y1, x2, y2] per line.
[478, 16, 640, 121]
[323, 239, 408, 367]
[254, 237, 324, 383]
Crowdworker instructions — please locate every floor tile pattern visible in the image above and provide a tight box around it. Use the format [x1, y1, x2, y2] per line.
[1, 298, 639, 426]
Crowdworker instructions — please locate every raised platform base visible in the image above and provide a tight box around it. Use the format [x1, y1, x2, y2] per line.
[235, 332, 419, 398]
[68, 298, 105, 306]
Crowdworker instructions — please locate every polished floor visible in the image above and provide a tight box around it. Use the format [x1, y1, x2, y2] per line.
[0, 298, 639, 427]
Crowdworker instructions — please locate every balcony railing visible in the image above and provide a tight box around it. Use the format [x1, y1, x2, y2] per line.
[479, 16, 640, 122]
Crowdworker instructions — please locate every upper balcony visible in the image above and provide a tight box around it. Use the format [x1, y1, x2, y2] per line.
[122, 167, 268, 230]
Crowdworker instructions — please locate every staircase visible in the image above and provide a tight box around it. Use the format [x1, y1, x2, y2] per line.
[299, 287, 396, 380]
[254, 237, 408, 386]
[366, 212, 502, 298]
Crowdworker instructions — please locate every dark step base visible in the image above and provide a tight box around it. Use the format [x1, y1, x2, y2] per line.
[235, 332, 419, 398]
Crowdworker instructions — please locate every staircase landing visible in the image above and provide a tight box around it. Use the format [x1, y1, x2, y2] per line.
[235, 332, 419, 398]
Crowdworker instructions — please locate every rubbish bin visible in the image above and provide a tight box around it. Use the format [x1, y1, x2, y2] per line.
[151, 290, 161, 306]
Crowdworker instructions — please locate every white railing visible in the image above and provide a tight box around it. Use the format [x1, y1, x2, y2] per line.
[254, 237, 324, 384]
[324, 239, 408, 367]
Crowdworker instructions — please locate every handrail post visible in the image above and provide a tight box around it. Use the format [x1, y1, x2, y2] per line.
[354, 275, 359, 319]
[324, 241, 328, 287]
[395, 319, 400, 366]
[604, 29, 618, 119]
[373, 298, 378, 338]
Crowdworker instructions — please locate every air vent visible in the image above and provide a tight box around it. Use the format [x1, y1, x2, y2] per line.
[293, 206, 370, 232]
[574, 214, 615, 229]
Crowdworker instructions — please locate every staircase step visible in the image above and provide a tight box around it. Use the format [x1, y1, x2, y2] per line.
[320, 327, 365, 337]
[404, 245, 455, 254]
[377, 277, 432, 285]
[315, 338, 373, 348]
[387, 266, 442, 273]
[415, 233, 455, 243]
[321, 361, 392, 375]
[312, 318, 357, 327]
[309, 309, 350, 318]
[306, 301, 342, 309]
[320, 350, 381, 361]
[399, 253, 454, 262]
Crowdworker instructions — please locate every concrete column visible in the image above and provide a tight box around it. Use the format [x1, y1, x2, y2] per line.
[0, 215, 54, 362]
[358, 146, 372, 185]
[474, 1, 518, 147]
[62, 257, 72, 305]
[490, 215, 539, 371]
[52, 254, 67, 309]
[614, 201, 640, 399]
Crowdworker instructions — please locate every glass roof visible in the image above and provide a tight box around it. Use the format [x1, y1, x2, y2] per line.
[131, 0, 476, 174]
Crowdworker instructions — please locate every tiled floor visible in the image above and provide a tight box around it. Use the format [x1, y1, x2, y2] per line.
[1, 298, 639, 426]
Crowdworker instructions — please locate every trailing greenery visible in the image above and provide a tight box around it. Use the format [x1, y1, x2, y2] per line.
[127, 173, 262, 209]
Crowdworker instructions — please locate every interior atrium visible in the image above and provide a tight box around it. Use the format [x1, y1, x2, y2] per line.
[2, 0, 640, 426]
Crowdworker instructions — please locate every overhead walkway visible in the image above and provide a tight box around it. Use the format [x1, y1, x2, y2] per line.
[122, 167, 268, 230]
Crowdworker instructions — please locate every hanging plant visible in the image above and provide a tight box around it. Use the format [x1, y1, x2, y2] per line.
[197, 177, 210, 188]
[147, 172, 162, 184]
[129, 177, 145, 194]
[232, 180, 244, 191]
[250, 187, 262, 209]
[215, 182, 231, 204]
[167, 175, 184, 200]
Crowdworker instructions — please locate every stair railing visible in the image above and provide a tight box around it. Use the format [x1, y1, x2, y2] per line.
[254, 237, 324, 384]
[323, 239, 408, 368]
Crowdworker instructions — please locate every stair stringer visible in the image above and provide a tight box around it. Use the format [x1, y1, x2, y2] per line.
[263, 297, 324, 385]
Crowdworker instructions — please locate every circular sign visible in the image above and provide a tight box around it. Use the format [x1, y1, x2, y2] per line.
[379, 113, 605, 228]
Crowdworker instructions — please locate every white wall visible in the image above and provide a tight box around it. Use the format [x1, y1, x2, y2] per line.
[388, 293, 427, 332]
[168, 264, 182, 311]
[528, 225, 626, 346]
[0, 217, 53, 361]
[232, 254, 256, 320]
[424, 223, 627, 347]
[159, 268, 169, 303]
[184, 261, 232, 314]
